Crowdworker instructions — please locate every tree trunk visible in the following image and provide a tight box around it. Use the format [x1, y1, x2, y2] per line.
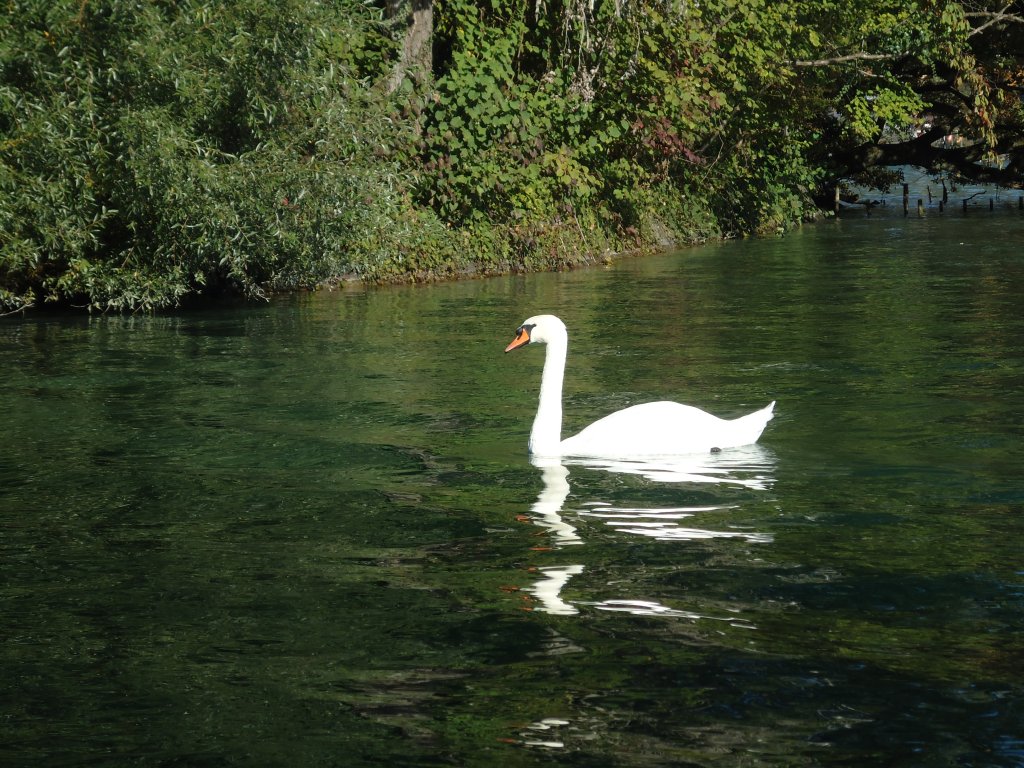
[387, 0, 433, 94]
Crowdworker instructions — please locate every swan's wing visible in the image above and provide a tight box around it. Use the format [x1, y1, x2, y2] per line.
[561, 401, 775, 457]
[562, 402, 726, 455]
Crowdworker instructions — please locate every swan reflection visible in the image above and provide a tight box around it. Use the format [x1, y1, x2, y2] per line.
[529, 447, 775, 545]
[562, 444, 776, 489]
[578, 501, 773, 543]
[524, 564, 585, 616]
[530, 459, 580, 546]
[523, 448, 776, 617]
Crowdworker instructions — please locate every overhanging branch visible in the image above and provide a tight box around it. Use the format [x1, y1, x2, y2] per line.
[965, 5, 1024, 36]
[791, 51, 900, 67]
[842, 129, 1023, 188]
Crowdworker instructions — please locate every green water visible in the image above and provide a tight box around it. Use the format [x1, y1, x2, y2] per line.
[3, 212, 1024, 766]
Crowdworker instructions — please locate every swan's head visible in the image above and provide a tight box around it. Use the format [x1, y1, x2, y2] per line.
[504, 314, 567, 352]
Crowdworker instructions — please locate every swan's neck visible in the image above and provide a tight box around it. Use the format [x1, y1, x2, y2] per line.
[529, 337, 566, 456]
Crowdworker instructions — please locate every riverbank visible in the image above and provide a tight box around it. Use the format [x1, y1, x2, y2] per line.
[4, 3, 1022, 315]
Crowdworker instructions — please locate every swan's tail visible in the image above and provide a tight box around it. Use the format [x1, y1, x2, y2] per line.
[728, 400, 775, 446]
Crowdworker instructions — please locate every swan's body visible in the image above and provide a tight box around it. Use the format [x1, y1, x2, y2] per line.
[505, 314, 774, 458]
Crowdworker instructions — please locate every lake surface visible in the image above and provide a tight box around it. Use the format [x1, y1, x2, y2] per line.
[3, 208, 1024, 766]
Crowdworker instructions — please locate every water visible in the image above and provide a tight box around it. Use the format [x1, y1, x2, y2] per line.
[2, 211, 1024, 766]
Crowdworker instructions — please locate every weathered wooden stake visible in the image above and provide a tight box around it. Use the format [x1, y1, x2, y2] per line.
[963, 199, 968, 213]
[917, 200, 925, 217]
[990, 198, 995, 211]
[903, 184, 910, 216]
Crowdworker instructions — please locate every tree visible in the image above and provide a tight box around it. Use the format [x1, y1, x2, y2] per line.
[789, 1, 1024, 192]
[3, 1, 1022, 313]
[0, 0, 423, 312]
[385, 0, 433, 94]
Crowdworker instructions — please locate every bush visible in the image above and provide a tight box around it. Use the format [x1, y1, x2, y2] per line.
[0, 0, 417, 311]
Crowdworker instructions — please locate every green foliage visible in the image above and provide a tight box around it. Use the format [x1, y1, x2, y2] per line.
[3, 0, 1022, 311]
[0, 0, 414, 311]
[420, 0, 827, 244]
[420, 9, 597, 225]
[844, 84, 928, 143]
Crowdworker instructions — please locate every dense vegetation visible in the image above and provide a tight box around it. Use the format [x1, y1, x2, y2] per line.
[2, 0, 1022, 312]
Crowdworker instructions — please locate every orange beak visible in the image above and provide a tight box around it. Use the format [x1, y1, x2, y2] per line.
[504, 327, 531, 353]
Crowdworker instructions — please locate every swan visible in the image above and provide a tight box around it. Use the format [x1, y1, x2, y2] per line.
[505, 314, 775, 457]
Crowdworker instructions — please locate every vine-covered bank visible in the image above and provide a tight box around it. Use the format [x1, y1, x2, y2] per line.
[2, 1, 1022, 311]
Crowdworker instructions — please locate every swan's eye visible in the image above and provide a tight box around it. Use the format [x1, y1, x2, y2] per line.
[513, 324, 536, 344]
[504, 322, 537, 353]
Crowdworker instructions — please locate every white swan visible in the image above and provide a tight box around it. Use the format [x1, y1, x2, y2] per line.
[505, 314, 775, 457]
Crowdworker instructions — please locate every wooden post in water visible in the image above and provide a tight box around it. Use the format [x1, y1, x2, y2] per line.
[990, 198, 995, 211]
[834, 184, 840, 215]
[917, 199, 925, 217]
[942, 179, 948, 204]
[1019, 196, 1023, 210]
[939, 201, 944, 212]
[963, 199, 968, 213]
[903, 184, 910, 216]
